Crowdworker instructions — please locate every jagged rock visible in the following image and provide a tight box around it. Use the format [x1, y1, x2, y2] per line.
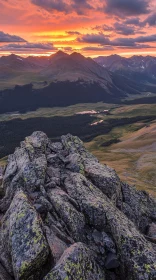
[121, 183, 156, 233]
[0, 186, 4, 199]
[0, 211, 13, 276]
[43, 243, 105, 280]
[0, 132, 48, 212]
[46, 167, 61, 188]
[47, 188, 85, 241]
[0, 132, 156, 280]
[147, 223, 156, 238]
[0, 167, 4, 193]
[34, 196, 52, 214]
[0, 191, 49, 280]
[63, 172, 156, 279]
[84, 160, 121, 203]
[105, 253, 120, 270]
[92, 230, 116, 254]
[45, 226, 68, 264]
[48, 142, 63, 153]
[0, 263, 13, 280]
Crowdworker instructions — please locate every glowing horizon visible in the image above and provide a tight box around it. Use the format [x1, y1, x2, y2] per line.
[0, 0, 156, 57]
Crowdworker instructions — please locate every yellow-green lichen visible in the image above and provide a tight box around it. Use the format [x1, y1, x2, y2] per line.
[79, 163, 85, 175]
[144, 264, 151, 273]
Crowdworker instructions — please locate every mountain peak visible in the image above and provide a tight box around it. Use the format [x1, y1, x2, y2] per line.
[109, 54, 121, 58]
[1, 53, 20, 59]
[51, 50, 68, 58]
[9, 53, 17, 57]
[56, 50, 66, 55]
[49, 50, 69, 63]
[70, 52, 85, 59]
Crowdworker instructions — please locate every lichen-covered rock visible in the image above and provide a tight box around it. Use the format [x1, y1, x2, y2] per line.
[0, 211, 13, 276]
[44, 243, 105, 280]
[63, 172, 156, 279]
[84, 160, 121, 204]
[121, 182, 156, 233]
[0, 132, 156, 280]
[0, 132, 48, 212]
[0, 191, 49, 280]
[47, 188, 86, 241]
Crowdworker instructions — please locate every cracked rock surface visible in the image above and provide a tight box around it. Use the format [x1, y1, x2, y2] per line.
[0, 131, 156, 280]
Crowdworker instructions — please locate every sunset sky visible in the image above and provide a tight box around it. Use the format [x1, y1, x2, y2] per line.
[0, 0, 156, 57]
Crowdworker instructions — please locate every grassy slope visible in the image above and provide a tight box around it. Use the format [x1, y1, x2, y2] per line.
[85, 104, 156, 196]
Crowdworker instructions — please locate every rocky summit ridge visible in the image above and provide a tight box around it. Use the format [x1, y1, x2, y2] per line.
[0, 131, 156, 280]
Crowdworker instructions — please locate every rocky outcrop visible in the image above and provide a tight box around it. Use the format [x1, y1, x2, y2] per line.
[0, 131, 156, 280]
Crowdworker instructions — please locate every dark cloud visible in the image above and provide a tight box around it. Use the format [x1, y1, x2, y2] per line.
[0, 31, 26, 43]
[102, 25, 114, 32]
[78, 33, 110, 44]
[93, 20, 145, 36]
[77, 32, 156, 49]
[144, 13, 156, 26]
[123, 14, 156, 28]
[136, 34, 156, 43]
[119, 44, 153, 49]
[66, 31, 81, 35]
[104, 0, 150, 17]
[71, 0, 93, 15]
[93, 24, 113, 32]
[31, 0, 93, 15]
[31, 0, 69, 13]
[111, 38, 136, 47]
[124, 18, 141, 25]
[111, 35, 156, 47]
[114, 22, 135, 35]
[82, 46, 114, 51]
[62, 47, 73, 51]
[0, 42, 57, 51]
[110, 35, 156, 47]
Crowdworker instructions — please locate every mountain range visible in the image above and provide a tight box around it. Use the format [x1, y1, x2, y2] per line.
[0, 51, 156, 86]
[0, 51, 112, 87]
[94, 54, 156, 82]
[0, 51, 156, 114]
